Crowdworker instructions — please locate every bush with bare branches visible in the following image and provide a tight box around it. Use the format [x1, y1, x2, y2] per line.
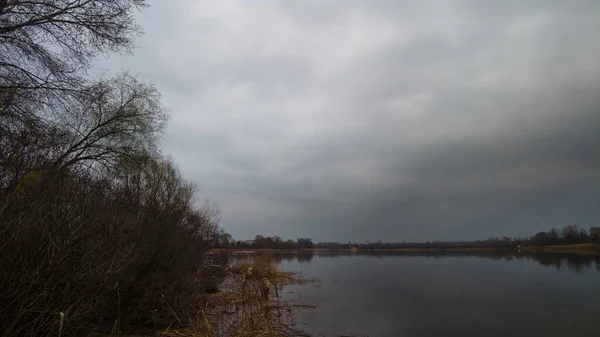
[0, 86, 221, 334]
[0, 1, 224, 335]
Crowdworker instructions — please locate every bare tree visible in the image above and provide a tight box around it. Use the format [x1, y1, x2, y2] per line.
[1, 73, 167, 190]
[53, 73, 168, 172]
[0, 2, 226, 335]
[0, 0, 146, 92]
[0, 0, 153, 184]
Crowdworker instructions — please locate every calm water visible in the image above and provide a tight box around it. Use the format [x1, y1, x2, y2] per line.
[275, 252, 600, 337]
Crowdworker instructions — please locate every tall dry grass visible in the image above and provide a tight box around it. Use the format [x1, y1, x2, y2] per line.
[229, 254, 283, 280]
[164, 255, 313, 337]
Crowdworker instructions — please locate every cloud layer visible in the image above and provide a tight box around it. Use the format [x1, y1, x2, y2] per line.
[96, 0, 600, 241]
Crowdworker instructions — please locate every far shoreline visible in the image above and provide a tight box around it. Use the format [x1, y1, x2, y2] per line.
[212, 243, 600, 256]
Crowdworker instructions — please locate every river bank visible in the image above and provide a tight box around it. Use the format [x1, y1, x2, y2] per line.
[213, 243, 600, 256]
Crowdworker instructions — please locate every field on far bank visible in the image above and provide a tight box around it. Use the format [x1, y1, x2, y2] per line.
[522, 243, 600, 255]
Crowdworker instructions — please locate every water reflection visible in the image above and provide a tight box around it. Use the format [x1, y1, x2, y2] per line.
[269, 251, 600, 274]
[296, 252, 314, 263]
[276, 251, 600, 337]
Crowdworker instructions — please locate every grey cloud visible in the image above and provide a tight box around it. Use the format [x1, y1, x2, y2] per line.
[95, 0, 600, 242]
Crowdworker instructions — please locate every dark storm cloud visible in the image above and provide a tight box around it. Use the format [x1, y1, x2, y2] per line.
[95, 0, 600, 241]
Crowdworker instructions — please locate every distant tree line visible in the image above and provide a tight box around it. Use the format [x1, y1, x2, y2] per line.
[523, 225, 599, 246]
[218, 225, 600, 250]
[214, 234, 315, 249]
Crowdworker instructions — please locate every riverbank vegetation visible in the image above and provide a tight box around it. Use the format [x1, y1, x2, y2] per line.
[0, 1, 226, 335]
[200, 268, 312, 337]
[162, 254, 313, 337]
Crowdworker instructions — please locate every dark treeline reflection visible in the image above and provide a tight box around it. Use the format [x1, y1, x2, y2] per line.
[267, 251, 600, 274]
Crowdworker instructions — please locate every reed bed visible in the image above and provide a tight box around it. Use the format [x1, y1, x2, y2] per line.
[158, 255, 314, 337]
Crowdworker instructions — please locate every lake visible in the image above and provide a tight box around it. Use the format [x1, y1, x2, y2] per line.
[275, 252, 600, 337]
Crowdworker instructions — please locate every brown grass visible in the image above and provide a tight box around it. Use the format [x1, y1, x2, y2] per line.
[522, 243, 600, 255]
[157, 255, 314, 337]
[228, 254, 306, 286]
[229, 254, 282, 280]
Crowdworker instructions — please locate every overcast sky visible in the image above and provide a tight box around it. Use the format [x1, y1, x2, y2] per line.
[95, 0, 600, 242]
